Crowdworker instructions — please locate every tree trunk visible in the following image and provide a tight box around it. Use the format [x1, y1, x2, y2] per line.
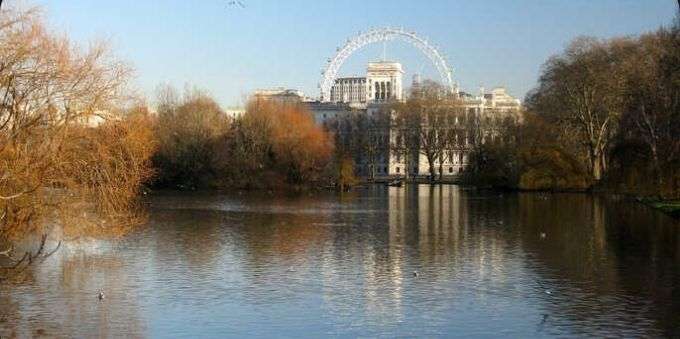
[438, 153, 444, 183]
[428, 159, 435, 183]
[592, 152, 603, 181]
[651, 144, 663, 187]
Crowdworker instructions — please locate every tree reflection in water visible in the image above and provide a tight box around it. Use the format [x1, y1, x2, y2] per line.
[0, 250, 146, 337]
[0, 187, 677, 337]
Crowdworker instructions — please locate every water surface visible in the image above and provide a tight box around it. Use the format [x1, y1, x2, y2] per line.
[1, 185, 678, 337]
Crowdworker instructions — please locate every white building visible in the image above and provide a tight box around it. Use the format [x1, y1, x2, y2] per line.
[366, 61, 404, 103]
[312, 61, 521, 180]
[224, 106, 246, 119]
[329, 61, 404, 107]
[397, 87, 522, 179]
[330, 77, 366, 105]
[252, 88, 307, 103]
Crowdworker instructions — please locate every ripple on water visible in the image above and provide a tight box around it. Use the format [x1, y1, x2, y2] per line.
[1, 187, 678, 338]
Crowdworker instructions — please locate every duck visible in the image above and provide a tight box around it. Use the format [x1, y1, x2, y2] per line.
[540, 232, 546, 239]
[413, 271, 419, 277]
[98, 292, 105, 301]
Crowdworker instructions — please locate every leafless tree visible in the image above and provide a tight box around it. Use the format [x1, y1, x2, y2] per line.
[528, 37, 633, 180]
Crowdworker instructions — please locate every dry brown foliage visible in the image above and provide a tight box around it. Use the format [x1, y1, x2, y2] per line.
[0, 7, 155, 272]
[56, 114, 156, 239]
[245, 99, 334, 186]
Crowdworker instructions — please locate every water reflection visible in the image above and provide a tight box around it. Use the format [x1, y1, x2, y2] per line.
[1, 186, 678, 337]
[0, 250, 146, 338]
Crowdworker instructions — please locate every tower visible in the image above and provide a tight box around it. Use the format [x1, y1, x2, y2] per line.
[366, 61, 404, 102]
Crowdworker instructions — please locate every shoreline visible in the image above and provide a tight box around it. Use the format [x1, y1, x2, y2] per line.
[636, 197, 680, 219]
[363, 181, 680, 219]
[148, 181, 680, 219]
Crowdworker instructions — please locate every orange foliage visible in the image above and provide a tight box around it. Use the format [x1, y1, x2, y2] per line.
[244, 100, 334, 186]
[0, 7, 154, 254]
[58, 114, 157, 239]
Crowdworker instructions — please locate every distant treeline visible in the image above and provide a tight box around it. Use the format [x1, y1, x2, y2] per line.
[151, 87, 334, 191]
[463, 21, 680, 199]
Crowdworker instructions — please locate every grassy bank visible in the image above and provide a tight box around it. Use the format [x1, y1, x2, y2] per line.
[638, 198, 680, 219]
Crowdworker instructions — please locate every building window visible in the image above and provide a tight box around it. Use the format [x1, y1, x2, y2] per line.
[396, 167, 400, 173]
[449, 167, 453, 173]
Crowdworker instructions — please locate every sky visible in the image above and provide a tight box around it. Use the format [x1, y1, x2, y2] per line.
[23, 0, 678, 106]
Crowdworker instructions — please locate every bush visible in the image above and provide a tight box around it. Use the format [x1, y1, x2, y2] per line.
[152, 95, 334, 191]
[335, 155, 358, 191]
[152, 88, 229, 189]
[463, 142, 520, 189]
[462, 112, 590, 191]
[517, 147, 590, 191]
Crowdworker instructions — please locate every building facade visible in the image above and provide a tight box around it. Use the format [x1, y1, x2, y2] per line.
[366, 61, 404, 103]
[252, 88, 307, 103]
[329, 61, 404, 107]
[312, 61, 521, 180]
[330, 77, 366, 105]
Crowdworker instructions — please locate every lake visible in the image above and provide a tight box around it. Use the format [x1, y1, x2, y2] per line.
[1, 185, 678, 337]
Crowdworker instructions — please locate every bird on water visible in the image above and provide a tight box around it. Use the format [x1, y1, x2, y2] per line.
[98, 292, 105, 301]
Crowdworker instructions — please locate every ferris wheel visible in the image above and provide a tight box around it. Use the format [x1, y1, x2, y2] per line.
[319, 27, 455, 102]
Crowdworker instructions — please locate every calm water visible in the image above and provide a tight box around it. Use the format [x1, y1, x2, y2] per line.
[1, 185, 679, 338]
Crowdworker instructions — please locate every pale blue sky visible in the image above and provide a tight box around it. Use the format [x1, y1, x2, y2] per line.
[27, 0, 677, 106]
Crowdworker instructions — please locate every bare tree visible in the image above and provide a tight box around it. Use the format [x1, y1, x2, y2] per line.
[618, 27, 680, 191]
[528, 37, 633, 180]
[393, 81, 451, 182]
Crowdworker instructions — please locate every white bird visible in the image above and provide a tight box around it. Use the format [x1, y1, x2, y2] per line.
[98, 292, 105, 301]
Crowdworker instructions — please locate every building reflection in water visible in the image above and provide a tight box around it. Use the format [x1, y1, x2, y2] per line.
[0, 187, 677, 337]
